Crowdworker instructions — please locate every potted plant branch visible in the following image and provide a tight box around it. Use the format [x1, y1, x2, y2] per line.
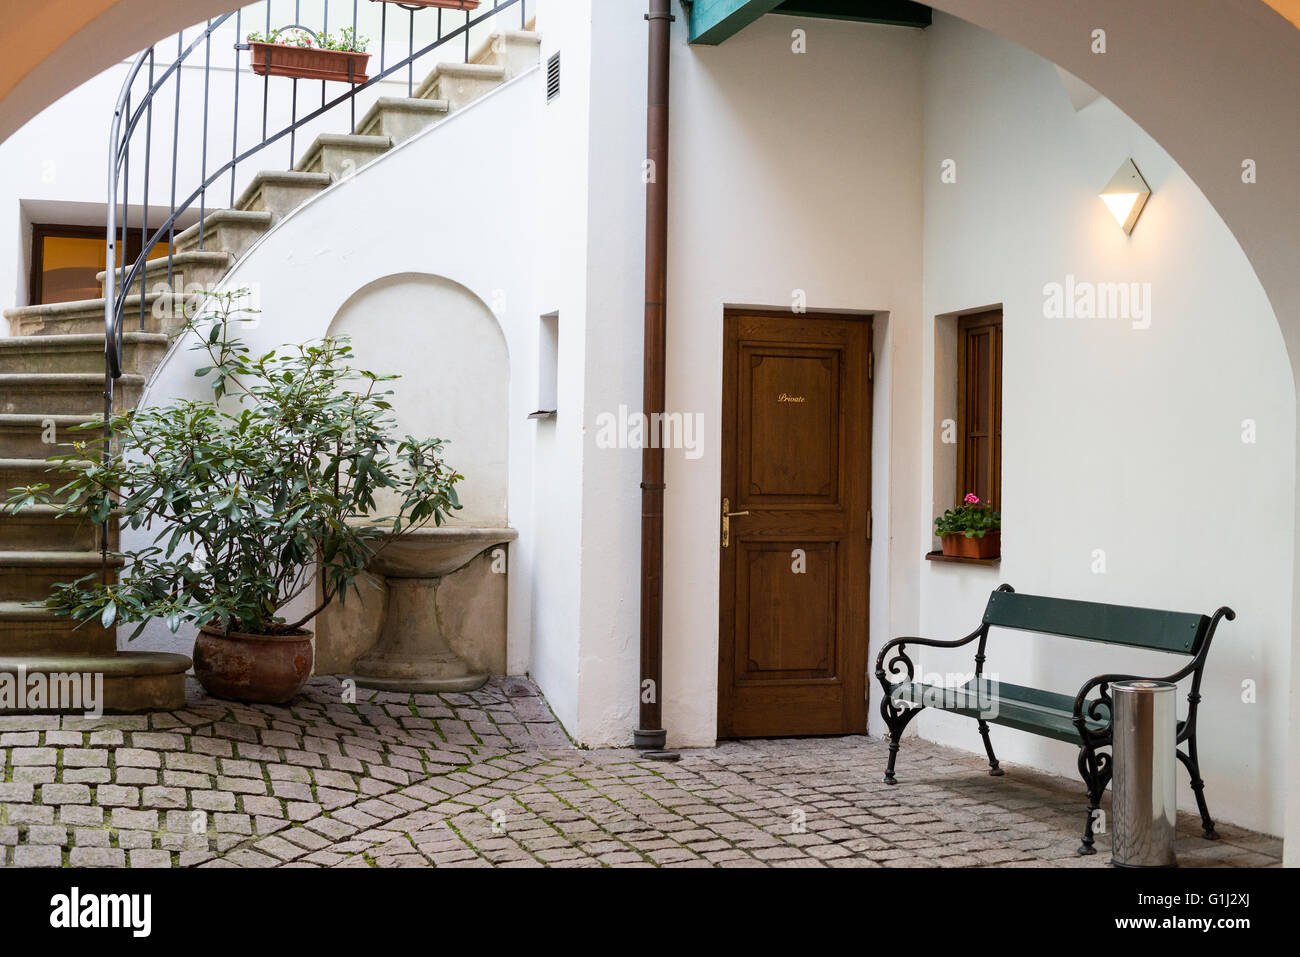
[8, 290, 462, 704]
[935, 493, 1001, 560]
[246, 27, 371, 84]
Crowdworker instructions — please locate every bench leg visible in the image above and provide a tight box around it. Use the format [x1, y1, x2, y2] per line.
[880, 698, 921, 785]
[1079, 788, 1106, 856]
[1177, 747, 1218, 840]
[977, 719, 1004, 776]
[884, 737, 902, 785]
[1076, 747, 1112, 856]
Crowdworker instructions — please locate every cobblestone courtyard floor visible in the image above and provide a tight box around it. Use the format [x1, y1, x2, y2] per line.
[0, 677, 1282, 868]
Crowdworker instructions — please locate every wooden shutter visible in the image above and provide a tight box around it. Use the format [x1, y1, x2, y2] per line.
[956, 310, 1002, 509]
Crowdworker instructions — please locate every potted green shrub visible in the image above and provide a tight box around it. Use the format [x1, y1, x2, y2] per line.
[935, 493, 1001, 559]
[8, 291, 462, 704]
[246, 27, 371, 84]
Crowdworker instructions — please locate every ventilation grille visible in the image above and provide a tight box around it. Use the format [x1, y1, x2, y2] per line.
[547, 52, 561, 102]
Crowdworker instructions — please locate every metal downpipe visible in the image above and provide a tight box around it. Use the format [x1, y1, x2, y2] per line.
[634, 0, 677, 761]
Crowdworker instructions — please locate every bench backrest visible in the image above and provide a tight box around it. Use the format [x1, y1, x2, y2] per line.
[983, 591, 1210, 655]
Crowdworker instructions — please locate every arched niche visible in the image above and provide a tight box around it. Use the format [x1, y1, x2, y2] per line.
[327, 272, 510, 526]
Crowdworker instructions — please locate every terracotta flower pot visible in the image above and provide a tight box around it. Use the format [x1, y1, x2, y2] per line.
[248, 42, 370, 83]
[370, 0, 481, 9]
[941, 530, 1001, 560]
[193, 626, 314, 704]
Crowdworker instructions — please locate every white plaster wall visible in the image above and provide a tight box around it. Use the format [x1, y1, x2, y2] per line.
[327, 273, 510, 525]
[916, 15, 1295, 835]
[458, 3, 926, 749]
[528, 0, 594, 735]
[652, 13, 927, 748]
[122, 65, 548, 681]
[569, 0, 649, 747]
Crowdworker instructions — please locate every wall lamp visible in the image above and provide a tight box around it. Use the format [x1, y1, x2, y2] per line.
[1100, 158, 1151, 235]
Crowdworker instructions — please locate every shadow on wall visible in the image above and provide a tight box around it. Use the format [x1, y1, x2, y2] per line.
[315, 271, 512, 675]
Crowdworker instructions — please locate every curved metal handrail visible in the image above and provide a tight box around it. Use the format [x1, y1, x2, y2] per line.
[106, 15, 238, 381]
[105, 0, 529, 383]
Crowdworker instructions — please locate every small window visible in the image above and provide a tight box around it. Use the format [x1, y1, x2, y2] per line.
[956, 310, 1002, 508]
[530, 311, 559, 419]
[29, 223, 171, 306]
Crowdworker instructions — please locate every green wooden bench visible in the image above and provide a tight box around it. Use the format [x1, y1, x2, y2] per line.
[875, 584, 1235, 855]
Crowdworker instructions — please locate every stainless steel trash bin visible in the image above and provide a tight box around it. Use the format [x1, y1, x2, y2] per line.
[1110, 679, 1177, 868]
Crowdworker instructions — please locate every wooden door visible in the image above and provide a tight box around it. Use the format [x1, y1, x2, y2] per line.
[719, 311, 872, 738]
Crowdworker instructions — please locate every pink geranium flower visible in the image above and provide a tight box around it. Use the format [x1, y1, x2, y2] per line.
[964, 493, 980, 505]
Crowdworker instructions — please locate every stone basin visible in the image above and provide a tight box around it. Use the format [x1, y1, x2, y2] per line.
[369, 526, 518, 578]
[352, 526, 518, 693]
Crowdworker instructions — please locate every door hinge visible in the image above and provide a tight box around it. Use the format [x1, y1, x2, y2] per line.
[868, 350, 874, 382]
[867, 508, 873, 541]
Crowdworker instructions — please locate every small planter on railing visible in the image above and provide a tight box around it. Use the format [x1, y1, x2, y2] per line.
[245, 28, 371, 84]
[370, 0, 482, 9]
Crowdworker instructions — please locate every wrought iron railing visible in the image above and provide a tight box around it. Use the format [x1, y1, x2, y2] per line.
[104, 0, 531, 398]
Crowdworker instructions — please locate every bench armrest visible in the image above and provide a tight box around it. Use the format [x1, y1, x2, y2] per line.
[1071, 606, 1235, 735]
[1071, 672, 1142, 732]
[875, 584, 1015, 688]
[875, 626, 984, 686]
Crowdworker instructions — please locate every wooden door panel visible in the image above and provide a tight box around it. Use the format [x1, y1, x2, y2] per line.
[725, 685, 848, 739]
[738, 540, 837, 679]
[742, 350, 840, 502]
[719, 311, 872, 738]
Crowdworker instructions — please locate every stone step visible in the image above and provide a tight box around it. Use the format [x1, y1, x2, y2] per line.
[0, 332, 168, 376]
[0, 650, 192, 712]
[0, 458, 94, 501]
[0, 602, 116, 657]
[173, 209, 273, 260]
[0, 416, 102, 461]
[0, 505, 115, 552]
[235, 170, 333, 223]
[293, 133, 393, 180]
[97, 251, 235, 302]
[470, 29, 542, 79]
[415, 62, 507, 112]
[356, 96, 450, 145]
[4, 293, 162, 338]
[0, 550, 121, 603]
[0, 372, 144, 415]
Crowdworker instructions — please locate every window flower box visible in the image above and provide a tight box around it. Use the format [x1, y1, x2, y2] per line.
[370, 0, 482, 10]
[936, 493, 1001, 560]
[941, 530, 1001, 560]
[248, 41, 370, 83]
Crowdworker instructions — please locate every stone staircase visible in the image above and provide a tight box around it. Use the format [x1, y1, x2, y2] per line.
[0, 27, 540, 713]
[0, 323, 185, 711]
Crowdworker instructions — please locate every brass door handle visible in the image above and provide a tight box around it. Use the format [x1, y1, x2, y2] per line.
[722, 498, 750, 548]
